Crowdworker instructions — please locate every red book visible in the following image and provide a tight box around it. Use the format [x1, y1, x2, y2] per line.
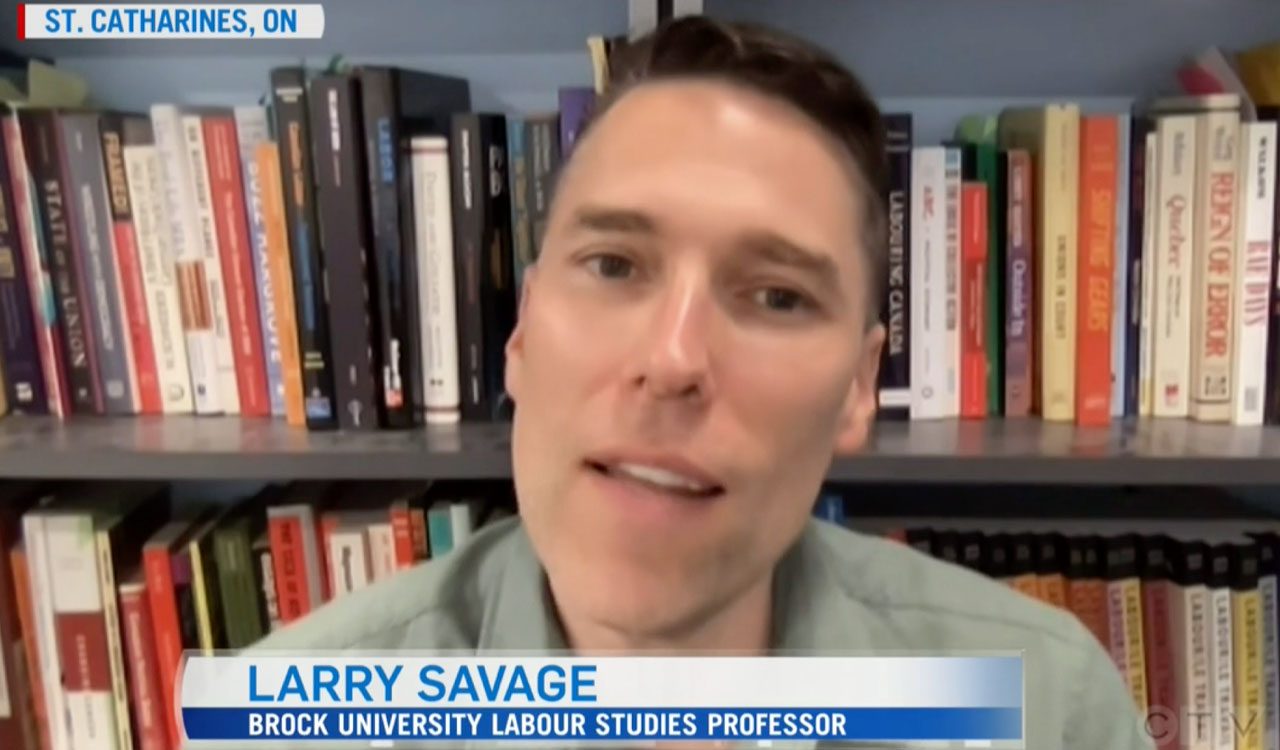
[202, 115, 269, 417]
[1075, 115, 1118, 426]
[143, 519, 202, 750]
[961, 182, 988, 418]
[0, 498, 38, 750]
[1142, 578, 1176, 749]
[389, 504, 416, 569]
[100, 116, 162, 413]
[119, 576, 167, 750]
[10, 545, 48, 750]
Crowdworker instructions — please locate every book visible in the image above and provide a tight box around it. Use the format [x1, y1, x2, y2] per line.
[879, 113, 912, 418]
[1076, 115, 1118, 426]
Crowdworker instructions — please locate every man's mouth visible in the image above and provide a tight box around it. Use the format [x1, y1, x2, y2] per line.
[585, 459, 726, 500]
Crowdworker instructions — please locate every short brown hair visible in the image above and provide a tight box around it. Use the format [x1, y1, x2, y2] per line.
[591, 15, 889, 322]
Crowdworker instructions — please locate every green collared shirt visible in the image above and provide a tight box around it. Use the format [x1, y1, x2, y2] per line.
[254, 518, 1152, 750]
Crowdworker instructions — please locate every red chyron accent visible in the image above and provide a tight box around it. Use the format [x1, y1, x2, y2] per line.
[16, 4, 25, 40]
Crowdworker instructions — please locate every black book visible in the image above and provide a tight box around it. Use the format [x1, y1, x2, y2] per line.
[1036, 533, 1066, 578]
[449, 113, 516, 421]
[1126, 116, 1154, 417]
[1260, 106, 1280, 423]
[357, 66, 470, 428]
[1137, 535, 1170, 582]
[309, 73, 383, 430]
[878, 112, 911, 419]
[958, 531, 984, 572]
[904, 527, 933, 558]
[18, 109, 100, 414]
[1168, 539, 1208, 589]
[0, 116, 46, 413]
[983, 533, 1011, 581]
[270, 67, 337, 430]
[930, 529, 960, 567]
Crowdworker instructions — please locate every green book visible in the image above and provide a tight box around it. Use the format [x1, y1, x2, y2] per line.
[955, 114, 1004, 415]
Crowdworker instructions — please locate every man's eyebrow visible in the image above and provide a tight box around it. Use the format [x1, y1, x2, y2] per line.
[571, 206, 660, 234]
[738, 231, 840, 283]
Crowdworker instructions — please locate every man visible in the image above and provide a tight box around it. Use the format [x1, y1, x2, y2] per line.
[258, 16, 1151, 750]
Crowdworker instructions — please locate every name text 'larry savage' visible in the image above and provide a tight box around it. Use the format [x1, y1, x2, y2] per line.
[248, 663, 599, 703]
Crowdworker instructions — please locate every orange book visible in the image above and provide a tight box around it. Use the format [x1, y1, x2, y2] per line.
[10, 545, 49, 750]
[1075, 115, 1118, 426]
[961, 183, 989, 418]
[256, 142, 306, 426]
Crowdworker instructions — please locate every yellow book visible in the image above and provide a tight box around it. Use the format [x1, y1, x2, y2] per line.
[999, 104, 1081, 421]
[1233, 555, 1264, 750]
[1122, 577, 1150, 712]
[1236, 42, 1280, 107]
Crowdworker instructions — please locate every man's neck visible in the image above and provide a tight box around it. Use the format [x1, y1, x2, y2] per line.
[555, 576, 774, 655]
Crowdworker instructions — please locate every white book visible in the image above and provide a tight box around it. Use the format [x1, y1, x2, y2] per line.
[1153, 115, 1199, 418]
[1171, 578, 1214, 750]
[1231, 121, 1277, 425]
[149, 105, 221, 414]
[1261, 570, 1279, 750]
[942, 147, 962, 418]
[181, 113, 240, 414]
[908, 147, 948, 419]
[94, 525, 133, 750]
[123, 143, 194, 414]
[1140, 131, 1159, 417]
[411, 136, 461, 424]
[1210, 583, 1236, 750]
[44, 513, 116, 750]
[21, 512, 70, 750]
[1112, 113, 1131, 417]
[327, 528, 371, 599]
[449, 501, 477, 548]
[1190, 106, 1242, 423]
[366, 523, 397, 583]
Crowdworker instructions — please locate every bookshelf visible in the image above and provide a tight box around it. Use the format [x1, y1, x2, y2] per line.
[3, 416, 1280, 485]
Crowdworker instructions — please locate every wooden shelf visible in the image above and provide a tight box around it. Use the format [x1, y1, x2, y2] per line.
[1, 415, 1279, 484]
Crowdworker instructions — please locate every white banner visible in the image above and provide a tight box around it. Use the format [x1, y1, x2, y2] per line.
[19, 4, 325, 39]
[180, 655, 1024, 709]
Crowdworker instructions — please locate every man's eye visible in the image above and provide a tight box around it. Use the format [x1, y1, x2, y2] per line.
[752, 286, 809, 313]
[586, 254, 635, 280]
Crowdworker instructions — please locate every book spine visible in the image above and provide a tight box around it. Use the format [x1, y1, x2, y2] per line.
[1211, 585, 1236, 750]
[943, 146, 962, 417]
[1154, 116, 1198, 417]
[149, 104, 221, 415]
[11, 545, 51, 750]
[528, 114, 559, 258]
[1260, 572, 1279, 750]
[411, 137, 461, 424]
[909, 147, 946, 419]
[4, 115, 67, 417]
[1190, 109, 1241, 422]
[1126, 118, 1152, 417]
[976, 144, 1002, 416]
[267, 513, 313, 623]
[1005, 151, 1034, 417]
[879, 113, 911, 417]
[1112, 114, 1131, 418]
[142, 545, 181, 750]
[44, 515, 114, 750]
[960, 182, 987, 418]
[233, 106, 286, 418]
[506, 117, 533, 297]
[1121, 578, 1149, 711]
[1232, 122, 1277, 425]
[1143, 580, 1176, 750]
[122, 144, 194, 414]
[0, 121, 46, 414]
[557, 87, 595, 159]
[183, 114, 241, 414]
[22, 515, 71, 750]
[270, 68, 337, 429]
[450, 115, 488, 421]
[389, 503, 415, 568]
[1041, 105, 1081, 421]
[0, 524, 26, 749]
[94, 531, 132, 750]
[1107, 580, 1130, 688]
[203, 115, 269, 417]
[359, 69, 414, 428]
[1191, 586, 1214, 750]
[1267, 108, 1280, 423]
[1233, 585, 1263, 750]
[99, 115, 161, 414]
[255, 143, 305, 426]
[118, 586, 165, 750]
[61, 115, 135, 415]
[1140, 131, 1159, 417]
[23, 111, 101, 414]
[1076, 115, 1117, 426]
[255, 543, 281, 633]
[311, 75, 384, 430]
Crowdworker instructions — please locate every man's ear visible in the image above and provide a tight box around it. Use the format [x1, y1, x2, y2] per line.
[834, 322, 885, 455]
[504, 266, 537, 403]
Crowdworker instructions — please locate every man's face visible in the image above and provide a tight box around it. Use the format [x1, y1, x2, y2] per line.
[505, 79, 884, 642]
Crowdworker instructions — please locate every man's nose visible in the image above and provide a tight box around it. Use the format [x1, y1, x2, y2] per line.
[632, 273, 715, 402]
